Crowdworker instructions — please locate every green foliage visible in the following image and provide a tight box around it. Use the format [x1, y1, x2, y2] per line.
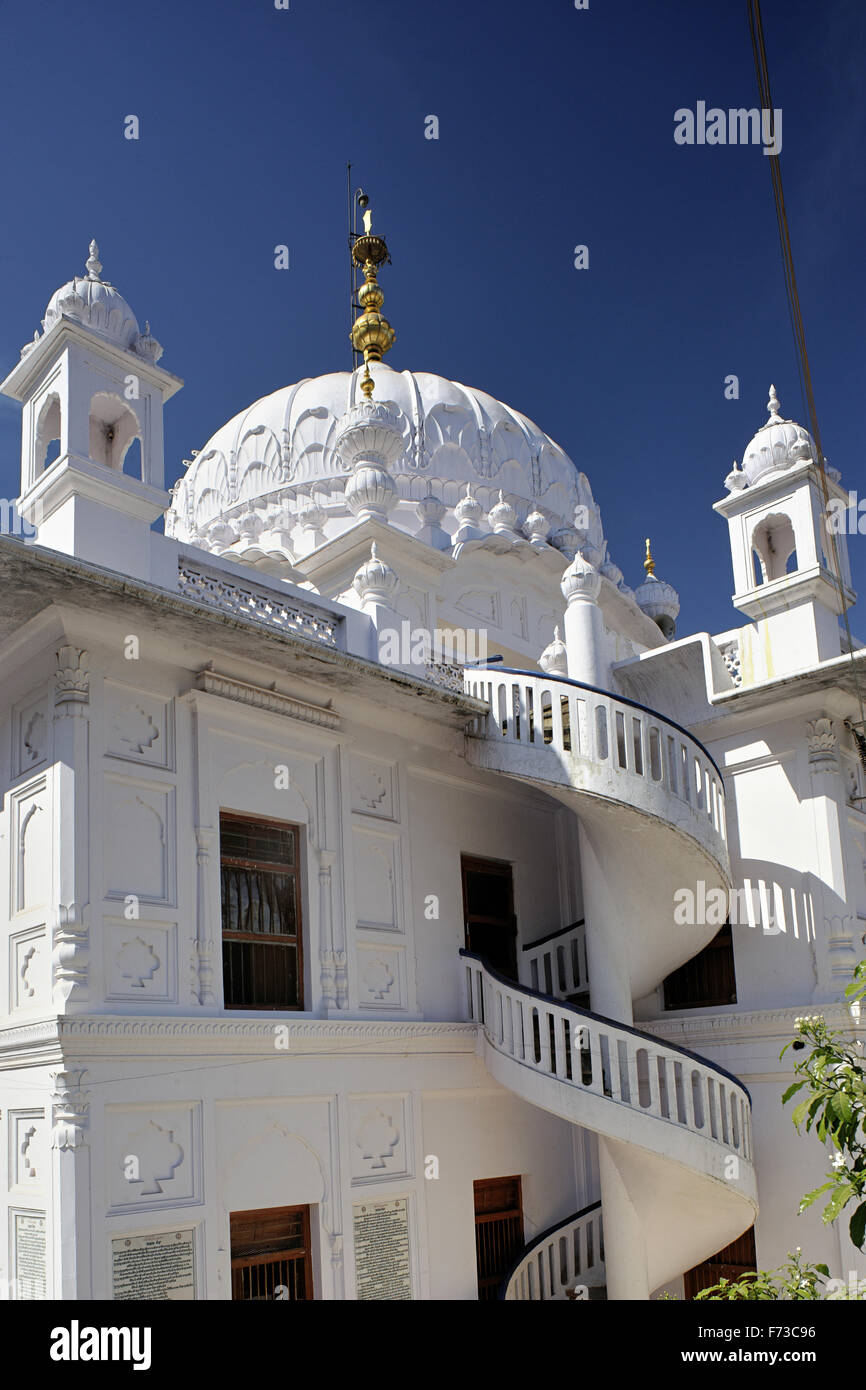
[780, 959, 866, 1251]
[685, 965, 866, 1304]
[694, 1250, 830, 1301]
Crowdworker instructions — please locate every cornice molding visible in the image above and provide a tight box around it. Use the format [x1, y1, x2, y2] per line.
[641, 1002, 863, 1049]
[0, 1018, 64, 1069]
[191, 669, 341, 730]
[0, 1015, 479, 1065]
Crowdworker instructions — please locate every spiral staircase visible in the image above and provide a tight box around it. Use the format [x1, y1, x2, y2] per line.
[461, 668, 758, 1300]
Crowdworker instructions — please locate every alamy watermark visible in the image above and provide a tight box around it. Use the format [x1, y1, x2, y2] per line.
[674, 103, 782, 156]
[674, 881, 778, 933]
[826, 492, 866, 535]
[378, 622, 488, 668]
[0, 497, 40, 542]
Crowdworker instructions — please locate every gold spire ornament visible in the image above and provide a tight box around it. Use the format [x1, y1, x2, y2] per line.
[351, 196, 395, 399]
[644, 538, 655, 577]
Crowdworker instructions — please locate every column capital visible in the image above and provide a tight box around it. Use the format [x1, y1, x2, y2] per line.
[54, 646, 89, 713]
[807, 716, 839, 773]
[50, 1068, 90, 1150]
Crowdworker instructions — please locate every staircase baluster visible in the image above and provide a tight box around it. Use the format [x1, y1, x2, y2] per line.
[625, 1040, 641, 1109]
[553, 1011, 568, 1076]
[504, 991, 515, 1056]
[550, 685, 564, 749]
[586, 1025, 605, 1094]
[647, 1050, 663, 1117]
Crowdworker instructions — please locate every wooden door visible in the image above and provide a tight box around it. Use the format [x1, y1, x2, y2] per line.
[474, 1176, 524, 1300]
[683, 1226, 757, 1299]
[461, 856, 517, 981]
[663, 919, 737, 1010]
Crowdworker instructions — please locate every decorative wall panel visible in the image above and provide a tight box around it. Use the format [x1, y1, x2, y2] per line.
[104, 778, 175, 906]
[350, 755, 398, 822]
[10, 926, 49, 1010]
[103, 919, 177, 1002]
[105, 1102, 200, 1214]
[353, 829, 400, 931]
[9, 1111, 49, 1194]
[11, 780, 50, 915]
[104, 682, 174, 770]
[356, 943, 407, 1011]
[349, 1094, 411, 1184]
[13, 690, 52, 777]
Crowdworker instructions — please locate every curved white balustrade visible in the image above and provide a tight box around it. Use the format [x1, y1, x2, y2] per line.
[464, 669, 727, 873]
[464, 952, 757, 1296]
[464, 953, 753, 1171]
[460, 671, 753, 1298]
[502, 1202, 604, 1301]
[521, 921, 588, 1000]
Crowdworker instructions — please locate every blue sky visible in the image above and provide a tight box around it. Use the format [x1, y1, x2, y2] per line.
[0, 0, 863, 637]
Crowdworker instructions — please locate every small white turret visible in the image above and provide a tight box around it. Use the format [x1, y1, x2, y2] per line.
[634, 539, 679, 640]
[714, 383, 855, 678]
[538, 625, 568, 676]
[1, 241, 182, 581]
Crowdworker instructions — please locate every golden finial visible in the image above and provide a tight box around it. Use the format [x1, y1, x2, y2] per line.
[644, 537, 655, 576]
[351, 192, 395, 399]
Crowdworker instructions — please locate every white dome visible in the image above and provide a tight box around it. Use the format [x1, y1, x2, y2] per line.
[634, 573, 679, 637]
[741, 385, 815, 487]
[26, 242, 163, 364]
[167, 361, 604, 561]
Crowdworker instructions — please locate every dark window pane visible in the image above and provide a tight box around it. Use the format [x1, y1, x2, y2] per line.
[223, 939, 298, 1009]
[220, 820, 294, 867]
[220, 815, 302, 1009]
[220, 867, 297, 937]
[663, 922, 737, 1010]
[466, 869, 510, 920]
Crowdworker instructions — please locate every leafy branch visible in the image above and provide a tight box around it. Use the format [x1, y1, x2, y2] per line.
[780, 960, 866, 1250]
[694, 1249, 830, 1301]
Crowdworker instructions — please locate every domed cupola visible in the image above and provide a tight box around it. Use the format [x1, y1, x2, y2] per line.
[353, 541, 399, 604]
[714, 380, 855, 674]
[488, 490, 520, 537]
[165, 199, 613, 587]
[3, 240, 181, 582]
[739, 385, 815, 488]
[33, 241, 160, 362]
[634, 539, 679, 640]
[538, 625, 568, 676]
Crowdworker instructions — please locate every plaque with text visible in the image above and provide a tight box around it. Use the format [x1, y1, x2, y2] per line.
[112, 1228, 196, 1300]
[353, 1197, 412, 1300]
[14, 1212, 46, 1299]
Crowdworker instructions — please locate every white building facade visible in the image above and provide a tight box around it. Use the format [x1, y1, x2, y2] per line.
[0, 234, 863, 1301]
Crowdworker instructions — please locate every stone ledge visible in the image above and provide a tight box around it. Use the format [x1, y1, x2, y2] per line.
[640, 1001, 862, 1049]
[0, 1016, 479, 1065]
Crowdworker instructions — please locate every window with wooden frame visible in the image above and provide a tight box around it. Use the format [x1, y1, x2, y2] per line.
[473, 1176, 524, 1300]
[220, 812, 303, 1010]
[230, 1205, 313, 1300]
[663, 919, 737, 1011]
